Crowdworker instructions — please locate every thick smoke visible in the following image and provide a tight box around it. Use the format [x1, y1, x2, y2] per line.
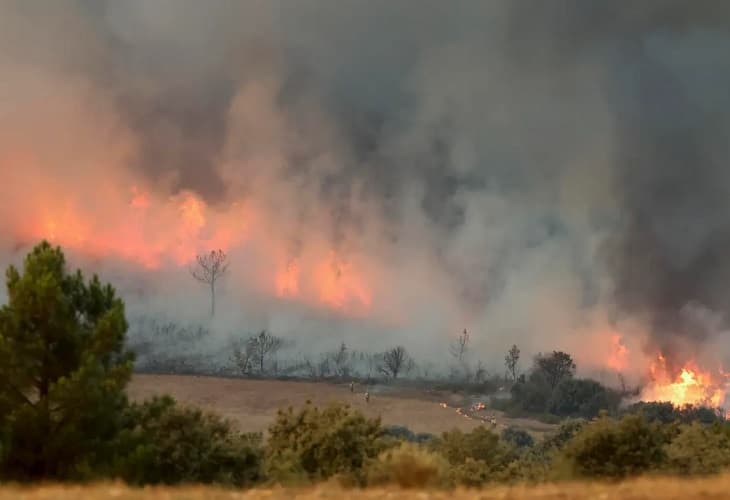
[1, 1, 729, 375]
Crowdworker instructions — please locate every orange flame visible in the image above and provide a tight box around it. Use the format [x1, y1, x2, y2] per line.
[313, 251, 372, 313]
[275, 259, 301, 298]
[642, 355, 728, 408]
[606, 334, 628, 372]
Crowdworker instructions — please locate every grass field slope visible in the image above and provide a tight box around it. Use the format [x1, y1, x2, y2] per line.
[127, 374, 557, 436]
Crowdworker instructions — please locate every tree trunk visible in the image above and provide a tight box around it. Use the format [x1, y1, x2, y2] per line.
[210, 281, 215, 317]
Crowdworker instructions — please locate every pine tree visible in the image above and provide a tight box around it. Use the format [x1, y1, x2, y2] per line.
[0, 241, 134, 480]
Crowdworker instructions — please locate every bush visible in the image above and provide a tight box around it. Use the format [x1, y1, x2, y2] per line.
[539, 418, 586, 452]
[366, 442, 450, 488]
[560, 414, 669, 478]
[626, 401, 724, 424]
[450, 457, 495, 487]
[265, 402, 385, 484]
[430, 426, 515, 483]
[383, 425, 434, 444]
[114, 396, 263, 486]
[548, 378, 621, 418]
[510, 372, 551, 413]
[501, 426, 534, 449]
[665, 422, 730, 475]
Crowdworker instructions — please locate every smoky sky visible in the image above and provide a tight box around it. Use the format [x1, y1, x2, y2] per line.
[3, 0, 730, 367]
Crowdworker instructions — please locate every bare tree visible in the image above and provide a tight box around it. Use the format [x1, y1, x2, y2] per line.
[450, 328, 470, 362]
[231, 337, 256, 375]
[504, 344, 521, 382]
[380, 346, 409, 379]
[330, 342, 351, 377]
[248, 330, 284, 374]
[190, 249, 229, 317]
[474, 361, 488, 383]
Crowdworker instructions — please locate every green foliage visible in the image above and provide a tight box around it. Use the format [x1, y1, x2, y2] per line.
[665, 422, 730, 475]
[449, 457, 495, 487]
[0, 241, 134, 480]
[501, 426, 534, 449]
[503, 419, 586, 483]
[430, 426, 515, 484]
[539, 418, 586, 452]
[383, 425, 434, 444]
[626, 401, 724, 424]
[509, 372, 552, 413]
[265, 402, 385, 483]
[548, 378, 621, 418]
[113, 396, 263, 486]
[560, 414, 670, 478]
[533, 351, 576, 390]
[366, 442, 450, 488]
[509, 365, 618, 419]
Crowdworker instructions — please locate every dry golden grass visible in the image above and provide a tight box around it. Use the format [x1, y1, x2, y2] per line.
[3, 475, 730, 500]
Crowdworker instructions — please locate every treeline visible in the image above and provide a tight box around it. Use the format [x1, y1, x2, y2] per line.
[129, 318, 644, 421]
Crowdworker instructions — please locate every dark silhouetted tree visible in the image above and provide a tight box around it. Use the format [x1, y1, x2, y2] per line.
[248, 330, 284, 374]
[190, 249, 229, 317]
[450, 329, 469, 362]
[534, 351, 576, 390]
[505, 344, 521, 382]
[381, 346, 409, 379]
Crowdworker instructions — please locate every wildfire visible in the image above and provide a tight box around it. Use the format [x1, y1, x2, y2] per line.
[9, 173, 374, 316]
[312, 252, 372, 312]
[606, 334, 628, 372]
[642, 355, 729, 409]
[275, 259, 301, 297]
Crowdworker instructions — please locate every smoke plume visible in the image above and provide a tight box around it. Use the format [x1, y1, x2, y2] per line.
[1, 1, 729, 375]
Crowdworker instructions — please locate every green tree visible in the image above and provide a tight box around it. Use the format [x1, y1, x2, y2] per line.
[534, 351, 576, 390]
[0, 241, 133, 480]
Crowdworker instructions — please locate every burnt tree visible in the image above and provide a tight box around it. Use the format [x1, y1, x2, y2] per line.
[190, 249, 229, 317]
[380, 346, 409, 380]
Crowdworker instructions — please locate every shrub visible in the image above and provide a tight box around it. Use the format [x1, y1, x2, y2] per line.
[430, 426, 515, 480]
[560, 414, 669, 478]
[113, 396, 263, 486]
[626, 401, 724, 424]
[501, 426, 534, 449]
[450, 457, 495, 487]
[548, 378, 621, 418]
[665, 422, 730, 475]
[383, 425, 434, 444]
[265, 402, 384, 483]
[367, 442, 450, 488]
[539, 418, 586, 452]
[510, 372, 551, 413]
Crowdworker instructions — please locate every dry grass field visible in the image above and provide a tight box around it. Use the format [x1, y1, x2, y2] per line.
[3, 475, 730, 500]
[127, 374, 557, 436]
